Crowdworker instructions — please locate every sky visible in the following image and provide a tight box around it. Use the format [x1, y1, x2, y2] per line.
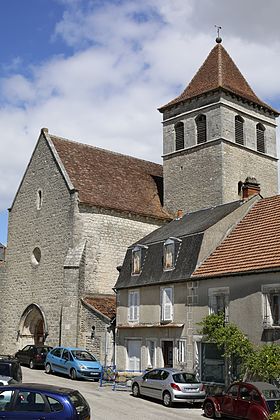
[1, 0, 280, 245]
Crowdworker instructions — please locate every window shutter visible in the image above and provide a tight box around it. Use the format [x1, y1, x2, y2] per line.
[135, 291, 139, 321]
[163, 288, 173, 321]
[196, 115, 207, 144]
[175, 122, 184, 151]
[235, 116, 244, 145]
[256, 123, 265, 153]
[128, 292, 133, 321]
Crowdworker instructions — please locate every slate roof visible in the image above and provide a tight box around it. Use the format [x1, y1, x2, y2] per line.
[50, 135, 170, 220]
[115, 200, 243, 289]
[193, 195, 280, 278]
[159, 43, 278, 115]
[83, 295, 116, 319]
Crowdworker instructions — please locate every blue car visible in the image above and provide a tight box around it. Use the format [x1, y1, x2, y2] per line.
[0, 383, 90, 419]
[45, 347, 102, 381]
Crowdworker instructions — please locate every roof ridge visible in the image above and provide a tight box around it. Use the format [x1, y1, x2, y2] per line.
[50, 134, 162, 168]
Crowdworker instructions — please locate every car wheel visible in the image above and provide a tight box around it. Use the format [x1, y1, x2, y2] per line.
[132, 383, 140, 397]
[162, 391, 172, 407]
[70, 368, 77, 380]
[45, 363, 52, 374]
[29, 359, 34, 369]
[204, 401, 216, 418]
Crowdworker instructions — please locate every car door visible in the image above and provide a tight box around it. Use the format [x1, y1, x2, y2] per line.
[60, 349, 71, 375]
[6, 390, 56, 420]
[140, 370, 159, 398]
[48, 348, 63, 373]
[221, 384, 239, 417]
[17, 346, 31, 365]
[236, 385, 252, 419]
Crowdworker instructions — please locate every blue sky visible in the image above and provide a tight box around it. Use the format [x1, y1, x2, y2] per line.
[1, 0, 280, 245]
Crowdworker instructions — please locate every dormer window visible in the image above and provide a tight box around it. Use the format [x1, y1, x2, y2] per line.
[196, 114, 207, 144]
[163, 239, 175, 270]
[256, 123, 265, 153]
[235, 115, 244, 145]
[131, 246, 142, 275]
[175, 122, 184, 151]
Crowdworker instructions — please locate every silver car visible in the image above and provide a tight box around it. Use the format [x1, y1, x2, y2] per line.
[131, 368, 206, 407]
[0, 375, 18, 386]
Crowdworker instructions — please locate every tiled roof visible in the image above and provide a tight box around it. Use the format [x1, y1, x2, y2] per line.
[159, 43, 278, 115]
[50, 135, 170, 220]
[193, 195, 280, 278]
[83, 295, 116, 319]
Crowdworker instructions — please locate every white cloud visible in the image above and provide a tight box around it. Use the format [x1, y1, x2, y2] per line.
[1, 0, 280, 227]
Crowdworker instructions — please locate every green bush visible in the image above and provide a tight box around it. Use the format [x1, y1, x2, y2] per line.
[270, 412, 280, 420]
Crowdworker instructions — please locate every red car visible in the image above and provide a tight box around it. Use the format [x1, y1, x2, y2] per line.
[203, 381, 280, 420]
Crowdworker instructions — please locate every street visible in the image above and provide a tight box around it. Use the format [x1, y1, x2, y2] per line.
[21, 366, 206, 419]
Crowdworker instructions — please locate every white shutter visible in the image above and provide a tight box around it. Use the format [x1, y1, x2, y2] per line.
[163, 288, 173, 321]
[135, 291, 139, 321]
[128, 292, 133, 321]
[128, 290, 139, 322]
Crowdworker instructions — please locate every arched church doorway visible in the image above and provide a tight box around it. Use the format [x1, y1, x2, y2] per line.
[17, 304, 48, 349]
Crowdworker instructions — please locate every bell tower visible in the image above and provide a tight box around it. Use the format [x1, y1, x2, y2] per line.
[159, 39, 279, 215]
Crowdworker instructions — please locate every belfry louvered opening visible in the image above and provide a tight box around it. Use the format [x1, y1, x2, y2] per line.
[256, 123, 265, 153]
[235, 115, 244, 145]
[175, 122, 184, 151]
[196, 114, 207, 144]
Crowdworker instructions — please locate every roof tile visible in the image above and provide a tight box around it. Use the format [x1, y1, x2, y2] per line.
[84, 295, 116, 319]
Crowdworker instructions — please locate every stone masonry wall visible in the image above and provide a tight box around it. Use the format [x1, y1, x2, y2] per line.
[75, 207, 165, 295]
[1, 134, 74, 353]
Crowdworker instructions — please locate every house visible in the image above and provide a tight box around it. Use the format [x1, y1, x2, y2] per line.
[0, 131, 170, 363]
[114, 38, 280, 378]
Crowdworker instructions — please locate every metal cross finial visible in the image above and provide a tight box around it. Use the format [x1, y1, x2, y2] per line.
[215, 25, 222, 43]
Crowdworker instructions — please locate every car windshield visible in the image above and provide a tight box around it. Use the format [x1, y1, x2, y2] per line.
[262, 389, 280, 400]
[71, 351, 96, 361]
[0, 365, 10, 376]
[173, 373, 199, 384]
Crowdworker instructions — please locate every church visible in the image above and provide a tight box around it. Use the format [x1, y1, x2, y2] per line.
[0, 38, 279, 376]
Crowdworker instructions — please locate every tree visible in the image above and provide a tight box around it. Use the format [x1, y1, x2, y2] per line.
[198, 313, 253, 382]
[244, 343, 280, 383]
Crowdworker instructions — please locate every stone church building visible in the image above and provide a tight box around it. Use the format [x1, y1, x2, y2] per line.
[0, 39, 278, 367]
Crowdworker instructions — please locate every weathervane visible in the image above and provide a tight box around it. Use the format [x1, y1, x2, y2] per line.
[215, 25, 222, 43]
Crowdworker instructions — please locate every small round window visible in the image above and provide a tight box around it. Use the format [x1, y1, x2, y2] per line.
[31, 247, 41, 266]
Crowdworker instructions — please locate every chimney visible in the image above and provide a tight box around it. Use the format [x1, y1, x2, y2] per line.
[176, 209, 183, 219]
[242, 177, 260, 199]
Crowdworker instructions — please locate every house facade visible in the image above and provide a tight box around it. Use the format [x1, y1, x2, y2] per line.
[1, 130, 169, 364]
[114, 39, 280, 380]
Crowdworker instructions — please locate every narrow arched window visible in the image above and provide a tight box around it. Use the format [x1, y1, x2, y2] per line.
[256, 123, 265, 153]
[196, 114, 207, 144]
[175, 122, 184, 151]
[235, 115, 244, 145]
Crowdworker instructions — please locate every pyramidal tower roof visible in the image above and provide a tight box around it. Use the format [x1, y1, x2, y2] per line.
[159, 42, 278, 115]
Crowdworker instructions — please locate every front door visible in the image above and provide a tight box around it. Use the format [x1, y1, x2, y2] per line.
[162, 341, 173, 368]
[127, 340, 141, 372]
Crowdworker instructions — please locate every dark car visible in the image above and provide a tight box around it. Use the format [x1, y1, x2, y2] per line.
[132, 368, 206, 407]
[0, 355, 22, 383]
[203, 381, 280, 420]
[15, 345, 53, 369]
[0, 383, 90, 419]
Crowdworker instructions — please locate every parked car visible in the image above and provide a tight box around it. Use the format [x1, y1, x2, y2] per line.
[0, 383, 90, 419]
[0, 376, 18, 386]
[15, 345, 53, 369]
[45, 347, 102, 381]
[203, 381, 280, 419]
[131, 368, 206, 407]
[0, 355, 22, 382]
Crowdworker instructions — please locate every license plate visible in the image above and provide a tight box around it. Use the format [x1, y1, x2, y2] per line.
[90, 372, 98, 376]
[185, 388, 198, 392]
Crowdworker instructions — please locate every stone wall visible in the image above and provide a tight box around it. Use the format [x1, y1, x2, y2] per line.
[1, 134, 74, 353]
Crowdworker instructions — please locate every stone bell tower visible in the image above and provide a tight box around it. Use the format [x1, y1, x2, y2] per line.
[159, 38, 279, 215]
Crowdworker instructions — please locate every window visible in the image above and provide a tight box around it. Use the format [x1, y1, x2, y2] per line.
[208, 287, 229, 322]
[235, 115, 244, 145]
[177, 340, 186, 364]
[47, 397, 63, 412]
[147, 340, 156, 368]
[196, 114, 207, 144]
[175, 122, 184, 151]
[36, 189, 43, 210]
[31, 247, 41, 267]
[262, 285, 280, 327]
[128, 290, 139, 322]
[256, 123, 265, 153]
[131, 246, 141, 275]
[161, 287, 173, 322]
[163, 239, 175, 270]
